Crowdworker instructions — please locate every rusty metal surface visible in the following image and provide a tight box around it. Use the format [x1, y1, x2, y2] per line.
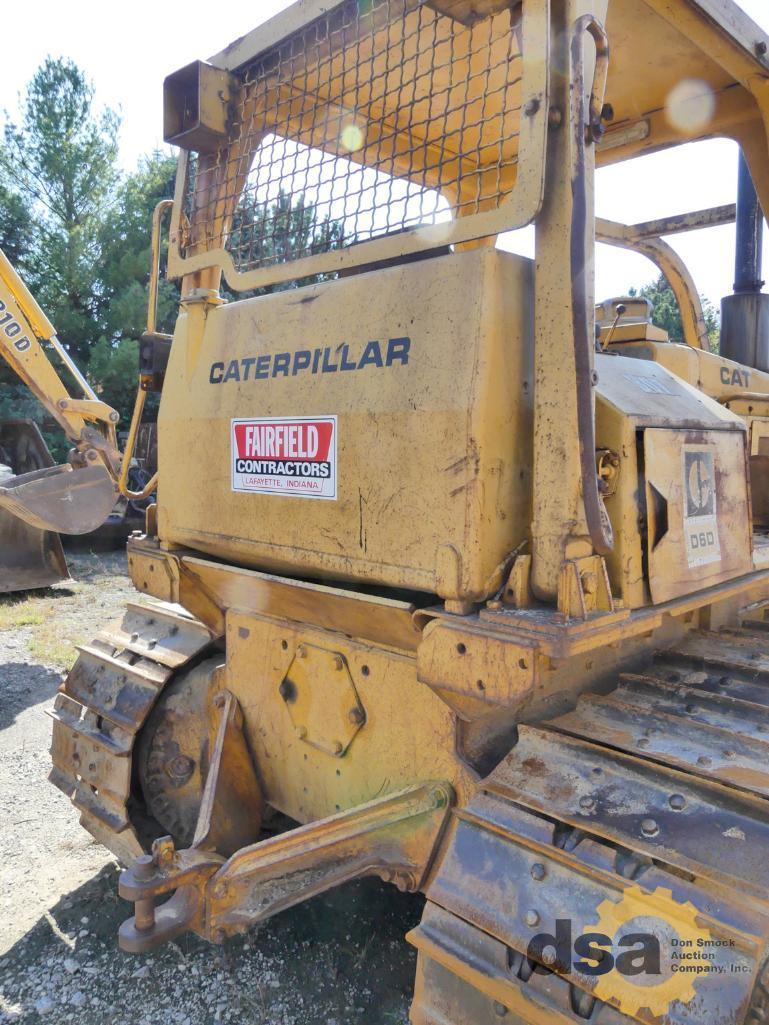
[119, 780, 452, 951]
[419, 797, 764, 1023]
[628, 205, 737, 240]
[179, 554, 424, 652]
[137, 657, 223, 848]
[412, 625, 769, 1024]
[192, 688, 263, 856]
[49, 601, 213, 864]
[486, 724, 769, 897]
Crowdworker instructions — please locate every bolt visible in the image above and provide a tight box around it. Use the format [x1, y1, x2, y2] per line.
[669, 793, 686, 811]
[153, 836, 177, 867]
[581, 572, 597, 596]
[697, 755, 712, 767]
[85, 448, 99, 462]
[531, 863, 547, 881]
[348, 707, 365, 725]
[548, 106, 563, 128]
[295, 726, 307, 740]
[332, 740, 344, 755]
[333, 655, 345, 671]
[493, 1003, 508, 1018]
[109, 411, 120, 423]
[757, 40, 768, 57]
[579, 795, 595, 811]
[641, 818, 660, 837]
[524, 910, 540, 928]
[297, 645, 307, 659]
[724, 749, 737, 760]
[431, 789, 448, 809]
[213, 692, 226, 708]
[165, 755, 195, 783]
[523, 97, 540, 117]
[637, 738, 650, 749]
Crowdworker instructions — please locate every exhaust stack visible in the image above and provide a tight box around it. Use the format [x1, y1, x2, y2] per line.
[721, 152, 769, 369]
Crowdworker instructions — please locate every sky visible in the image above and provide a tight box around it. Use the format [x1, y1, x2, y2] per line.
[1, 0, 768, 309]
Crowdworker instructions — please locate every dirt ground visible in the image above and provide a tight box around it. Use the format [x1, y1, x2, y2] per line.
[0, 551, 420, 1024]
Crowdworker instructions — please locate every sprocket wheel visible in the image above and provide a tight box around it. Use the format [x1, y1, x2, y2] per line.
[136, 656, 222, 847]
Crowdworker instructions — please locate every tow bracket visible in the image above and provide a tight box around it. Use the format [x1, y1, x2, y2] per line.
[119, 740, 453, 952]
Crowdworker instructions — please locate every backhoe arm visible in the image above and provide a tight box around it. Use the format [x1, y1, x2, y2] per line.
[0, 249, 120, 463]
[0, 249, 120, 534]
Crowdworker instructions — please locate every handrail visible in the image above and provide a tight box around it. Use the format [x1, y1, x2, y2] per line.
[118, 199, 174, 503]
[570, 13, 614, 557]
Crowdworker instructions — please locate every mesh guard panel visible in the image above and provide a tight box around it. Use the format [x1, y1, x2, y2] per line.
[175, 0, 545, 290]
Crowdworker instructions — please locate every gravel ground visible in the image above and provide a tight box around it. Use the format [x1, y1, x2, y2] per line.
[0, 551, 419, 1024]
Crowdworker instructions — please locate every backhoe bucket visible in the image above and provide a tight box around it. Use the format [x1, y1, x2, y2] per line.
[0, 463, 116, 536]
[0, 420, 71, 593]
[0, 506, 68, 594]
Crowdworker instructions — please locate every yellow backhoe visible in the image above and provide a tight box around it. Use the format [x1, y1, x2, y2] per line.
[46, 0, 769, 1021]
[0, 248, 121, 590]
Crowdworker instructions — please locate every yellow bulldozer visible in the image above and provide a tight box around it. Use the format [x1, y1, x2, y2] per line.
[46, 0, 769, 1021]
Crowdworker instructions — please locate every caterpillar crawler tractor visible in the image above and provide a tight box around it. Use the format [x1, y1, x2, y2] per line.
[48, 0, 769, 1021]
[0, 249, 121, 590]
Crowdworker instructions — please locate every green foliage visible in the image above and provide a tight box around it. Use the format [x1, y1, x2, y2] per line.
[0, 184, 34, 267]
[226, 189, 345, 299]
[0, 63, 178, 435]
[0, 60, 345, 452]
[0, 58, 120, 364]
[630, 274, 720, 353]
[87, 336, 140, 425]
[97, 152, 178, 339]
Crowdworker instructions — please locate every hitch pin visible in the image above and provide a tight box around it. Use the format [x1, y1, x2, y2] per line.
[133, 854, 158, 932]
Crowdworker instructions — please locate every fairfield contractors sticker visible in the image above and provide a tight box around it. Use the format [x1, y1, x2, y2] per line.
[231, 416, 337, 500]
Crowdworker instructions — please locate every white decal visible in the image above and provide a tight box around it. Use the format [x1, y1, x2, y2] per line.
[682, 447, 720, 568]
[232, 416, 337, 500]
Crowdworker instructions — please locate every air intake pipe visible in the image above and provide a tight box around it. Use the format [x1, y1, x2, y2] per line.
[720, 152, 769, 369]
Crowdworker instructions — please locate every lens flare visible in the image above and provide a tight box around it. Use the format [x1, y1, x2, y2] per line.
[665, 79, 715, 135]
[340, 122, 366, 152]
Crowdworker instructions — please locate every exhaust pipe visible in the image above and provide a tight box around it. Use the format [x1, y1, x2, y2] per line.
[721, 152, 769, 369]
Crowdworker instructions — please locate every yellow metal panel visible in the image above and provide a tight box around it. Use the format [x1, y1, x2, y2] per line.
[223, 611, 474, 822]
[158, 249, 533, 601]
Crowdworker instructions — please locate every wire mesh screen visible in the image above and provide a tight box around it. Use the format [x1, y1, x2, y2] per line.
[181, 0, 526, 279]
